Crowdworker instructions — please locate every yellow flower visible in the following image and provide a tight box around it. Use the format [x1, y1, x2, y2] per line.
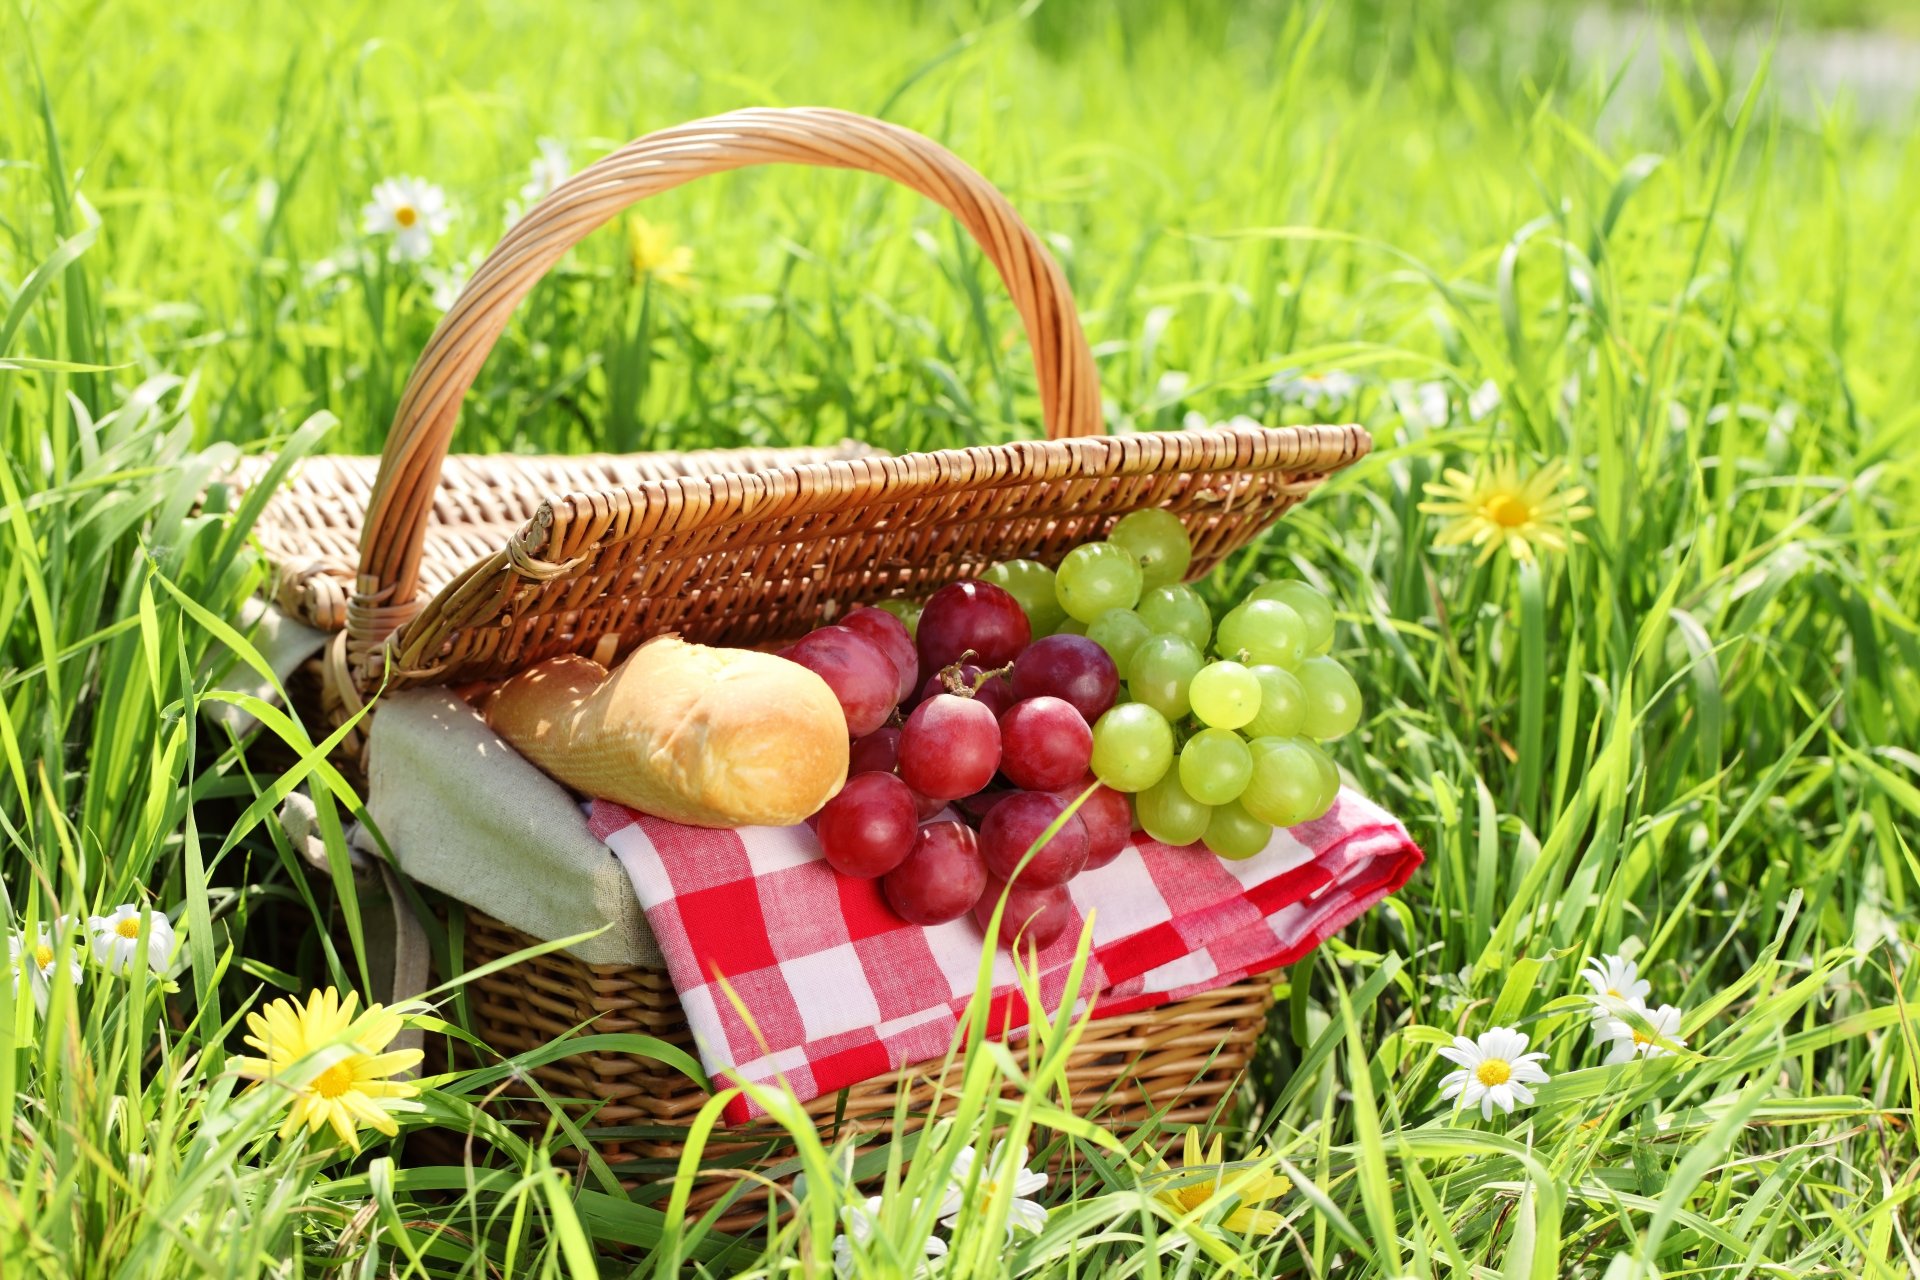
[1418, 456, 1593, 565]
[625, 216, 693, 290]
[233, 987, 424, 1151]
[1143, 1127, 1291, 1235]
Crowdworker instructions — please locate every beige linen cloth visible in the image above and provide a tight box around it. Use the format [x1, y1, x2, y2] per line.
[247, 603, 661, 1018]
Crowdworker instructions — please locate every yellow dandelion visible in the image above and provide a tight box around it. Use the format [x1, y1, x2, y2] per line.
[1143, 1127, 1292, 1235]
[1418, 456, 1593, 565]
[233, 987, 424, 1151]
[626, 216, 694, 290]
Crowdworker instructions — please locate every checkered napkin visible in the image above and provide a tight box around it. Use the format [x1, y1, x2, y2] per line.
[588, 790, 1421, 1123]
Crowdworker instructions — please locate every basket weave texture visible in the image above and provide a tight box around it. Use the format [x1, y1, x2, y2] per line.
[459, 908, 1273, 1232]
[248, 106, 1366, 1219]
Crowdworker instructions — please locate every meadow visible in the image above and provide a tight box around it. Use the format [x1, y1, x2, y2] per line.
[3, 0, 1918, 1274]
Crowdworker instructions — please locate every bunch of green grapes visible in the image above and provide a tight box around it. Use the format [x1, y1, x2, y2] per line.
[1057, 510, 1362, 861]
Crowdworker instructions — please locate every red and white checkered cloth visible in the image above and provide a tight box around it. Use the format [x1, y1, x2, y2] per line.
[589, 790, 1421, 1123]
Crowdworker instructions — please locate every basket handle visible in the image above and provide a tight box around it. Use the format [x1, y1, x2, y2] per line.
[352, 106, 1103, 647]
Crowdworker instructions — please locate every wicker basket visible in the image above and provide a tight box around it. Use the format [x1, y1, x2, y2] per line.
[251, 107, 1367, 1223]
[458, 909, 1274, 1232]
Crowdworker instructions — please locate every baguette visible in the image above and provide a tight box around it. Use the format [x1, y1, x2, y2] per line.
[484, 636, 848, 828]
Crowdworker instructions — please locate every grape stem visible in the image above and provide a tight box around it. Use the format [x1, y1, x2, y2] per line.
[936, 652, 1013, 698]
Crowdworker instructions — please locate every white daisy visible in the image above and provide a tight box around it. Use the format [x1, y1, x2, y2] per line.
[9, 923, 84, 1013]
[1597, 1003, 1686, 1064]
[86, 905, 177, 977]
[520, 137, 572, 204]
[1580, 954, 1652, 1024]
[1392, 379, 1452, 428]
[832, 1195, 946, 1278]
[361, 176, 452, 262]
[1412, 379, 1451, 426]
[1436, 1026, 1550, 1119]
[1268, 369, 1359, 410]
[938, 1140, 1049, 1236]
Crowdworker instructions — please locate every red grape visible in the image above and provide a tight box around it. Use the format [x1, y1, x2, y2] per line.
[916, 580, 1031, 677]
[910, 789, 948, 821]
[979, 791, 1088, 888]
[783, 626, 898, 737]
[883, 821, 988, 925]
[974, 875, 1073, 951]
[954, 787, 1013, 824]
[1011, 634, 1120, 724]
[974, 670, 1015, 718]
[998, 697, 1093, 791]
[848, 727, 901, 776]
[1051, 774, 1132, 869]
[898, 694, 1001, 801]
[917, 664, 1014, 718]
[816, 773, 918, 878]
[841, 606, 919, 705]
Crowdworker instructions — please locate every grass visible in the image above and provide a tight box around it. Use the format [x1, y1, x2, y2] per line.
[4, 0, 1919, 1273]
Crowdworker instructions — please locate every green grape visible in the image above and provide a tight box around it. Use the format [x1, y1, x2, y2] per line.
[1090, 703, 1176, 792]
[1179, 727, 1253, 805]
[1241, 736, 1327, 827]
[1295, 655, 1363, 740]
[1244, 665, 1307, 737]
[1253, 579, 1336, 655]
[1303, 737, 1341, 811]
[1135, 772, 1212, 846]
[1188, 660, 1261, 730]
[1107, 508, 1193, 589]
[984, 559, 1066, 635]
[1203, 799, 1273, 860]
[1053, 615, 1088, 636]
[876, 598, 922, 639]
[1055, 542, 1145, 622]
[1137, 584, 1212, 650]
[1127, 634, 1204, 721]
[1215, 599, 1308, 668]
[1086, 608, 1153, 670]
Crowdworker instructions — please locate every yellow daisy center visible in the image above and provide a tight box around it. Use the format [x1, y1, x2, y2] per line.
[116, 916, 144, 939]
[1475, 1058, 1512, 1086]
[1484, 493, 1533, 527]
[314, 1060, 359, 1099]
[33, 944, 54, 968]
[1605, 986, 1621, 996]
[393, 204, 419, 228]
[1170, 1183, 1213, 1212]
[1631, 1029, 1653, 1046]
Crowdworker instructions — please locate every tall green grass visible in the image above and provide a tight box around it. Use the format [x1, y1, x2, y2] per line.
[3, 0, 1918, 1273]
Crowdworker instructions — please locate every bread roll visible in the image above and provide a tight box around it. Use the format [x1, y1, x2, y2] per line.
[484, 637, 848, 827]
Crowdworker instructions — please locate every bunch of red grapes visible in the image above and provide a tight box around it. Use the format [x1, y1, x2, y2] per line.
[782, 587, 1128, 953]
[781, 508, 1362, 953]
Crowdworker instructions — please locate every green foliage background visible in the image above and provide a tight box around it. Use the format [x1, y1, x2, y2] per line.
[2, 0, 1918, 1274]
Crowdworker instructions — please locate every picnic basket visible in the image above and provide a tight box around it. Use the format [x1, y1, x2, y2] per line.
[250, 107, 1370, 1226]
